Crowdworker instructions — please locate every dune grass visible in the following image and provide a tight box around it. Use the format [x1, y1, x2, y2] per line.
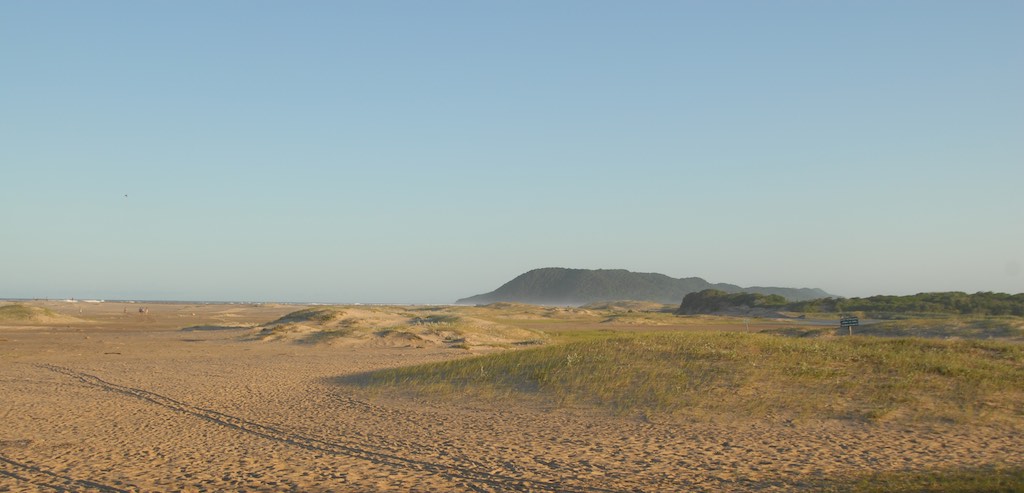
[0, 304, 35, 319]
[837, 466, 1024, 493]
[858, 316, 1024, 339]
[349, 331, 1024, 424]
[251, 306, 546, 347]
[0, 304, 60, 321]
[763, 316, 1024, 341]
[266, 307, 346, 325]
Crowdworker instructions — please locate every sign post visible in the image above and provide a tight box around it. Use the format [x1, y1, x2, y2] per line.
[840, 316, 859, 335]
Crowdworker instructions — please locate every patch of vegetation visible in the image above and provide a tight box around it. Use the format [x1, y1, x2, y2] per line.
[480, 302, 538, 310]
[580, 300, 674, 312]
[457, 267, 828, 305]
[248, 305, 547, 349]
[0, 304, 59, 321]
[676, 290, 788, 314]
[409, 315, 461, 325]
[679, 289, 1024, 317]
[0, 304, 36, 320]
[600, 311, 685, 325]
[762, 317, 1024, 341]
[836, 466, 1024, 493]
[759, 327, 833, 338]
[302, 328, 355, 344]
[856, 317, 1024, 340]
[794, 291, 1024, 317]
[268, 308, 345, 325]
[345, 332, 1024, 424]
[375, 328, 424, 340]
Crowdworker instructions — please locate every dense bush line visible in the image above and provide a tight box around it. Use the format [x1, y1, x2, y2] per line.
[677, 290, 1024, 316]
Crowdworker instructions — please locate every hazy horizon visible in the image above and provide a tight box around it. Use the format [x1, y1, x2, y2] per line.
[3, 2, 1021, 304]
[1, 265, 1020, 306]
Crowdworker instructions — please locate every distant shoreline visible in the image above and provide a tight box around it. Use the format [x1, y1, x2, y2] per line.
[0, 298, 452, 307]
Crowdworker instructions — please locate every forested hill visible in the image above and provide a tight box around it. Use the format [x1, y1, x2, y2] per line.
[456, 268, 830, 306]
[676, 289, 1024, 316]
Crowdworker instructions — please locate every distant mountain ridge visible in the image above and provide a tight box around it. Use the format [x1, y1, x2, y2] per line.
[456, 268, 830, 306]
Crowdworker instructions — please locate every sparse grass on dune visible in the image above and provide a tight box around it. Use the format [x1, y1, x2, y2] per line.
[265, 307, 347, 325]
[599, 310, 685, 325]
[860, 316, 1024, 340]
[837, 466, 1024, 493]
[0, 303, 75, 323]
[467, 303, 601, 322]
[763, 316, 1024, 341]
[251, 306, 546, 347]
[0, 304, 38, 320]
[348, 331, 1024, 425]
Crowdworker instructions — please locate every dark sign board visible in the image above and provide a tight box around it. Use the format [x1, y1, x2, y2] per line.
[840, 316, 859, 327]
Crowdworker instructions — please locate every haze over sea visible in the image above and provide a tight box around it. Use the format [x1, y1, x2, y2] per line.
[2, 2, 1021, 303]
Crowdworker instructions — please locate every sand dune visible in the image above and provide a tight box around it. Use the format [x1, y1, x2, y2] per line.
[1, 301, 1020, 491]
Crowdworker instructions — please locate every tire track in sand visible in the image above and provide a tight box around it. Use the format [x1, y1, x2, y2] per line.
[0, 454, 131, 493]
[37, 364, 619, 493]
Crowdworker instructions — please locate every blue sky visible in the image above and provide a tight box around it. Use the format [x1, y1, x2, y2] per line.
[2, 1, 1022, 303]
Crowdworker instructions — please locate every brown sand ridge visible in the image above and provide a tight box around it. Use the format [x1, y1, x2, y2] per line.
[1, 300, 1022, 492]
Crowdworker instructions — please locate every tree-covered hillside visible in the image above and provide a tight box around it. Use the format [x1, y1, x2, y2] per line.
[456, 268, 830, 306]
[674, 290, 788, 315]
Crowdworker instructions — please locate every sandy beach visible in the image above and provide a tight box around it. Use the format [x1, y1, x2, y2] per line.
[2, 301, 1021, 492]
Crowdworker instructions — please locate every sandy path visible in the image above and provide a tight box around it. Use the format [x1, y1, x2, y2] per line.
[2, 319, 1021, 492]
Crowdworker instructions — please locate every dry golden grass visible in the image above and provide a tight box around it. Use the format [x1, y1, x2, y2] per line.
[0, 303, 82, 324]
[346, 331, 1024, 426]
